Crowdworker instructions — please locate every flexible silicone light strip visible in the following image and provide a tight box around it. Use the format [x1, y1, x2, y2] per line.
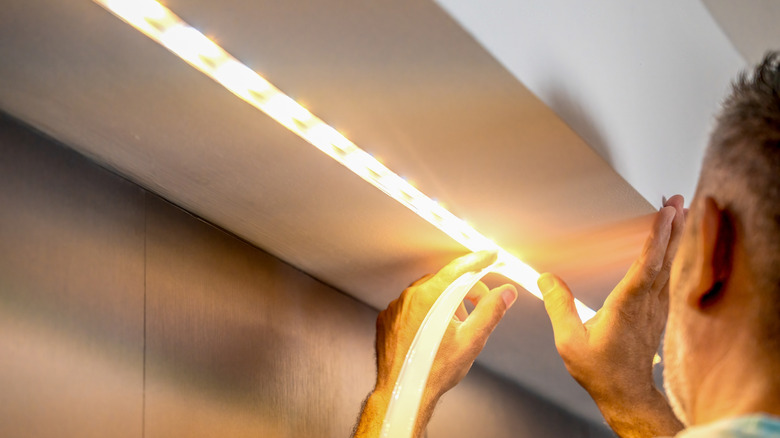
[94, 0, 597, 322]
[381, 261, 503, 438]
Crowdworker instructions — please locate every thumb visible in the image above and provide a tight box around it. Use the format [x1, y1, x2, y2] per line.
[462, 284, 517, 344]
[538, 273, 583, 344]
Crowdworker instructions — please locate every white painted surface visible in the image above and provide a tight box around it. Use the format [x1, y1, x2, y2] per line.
[435, 0, 747, 204]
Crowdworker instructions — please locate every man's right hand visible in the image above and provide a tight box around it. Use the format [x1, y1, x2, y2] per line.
[352, 251, 517, 438]
[538, 195, 686, 438]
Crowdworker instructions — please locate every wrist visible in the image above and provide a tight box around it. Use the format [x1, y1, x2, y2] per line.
[352, 390, 391, 438]
[359, 386, 440, 438]
[597, 388, 684, 438]
[366, 388, 392, 420]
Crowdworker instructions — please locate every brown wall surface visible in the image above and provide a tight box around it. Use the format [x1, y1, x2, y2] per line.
[0, 112, 612, 437]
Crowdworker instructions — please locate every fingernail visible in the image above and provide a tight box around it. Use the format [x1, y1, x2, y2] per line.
[538, 274, 555, 295]
[501, 286, 518, 308]
[484, 249, 499, 262]
[661, 205, 677, 221]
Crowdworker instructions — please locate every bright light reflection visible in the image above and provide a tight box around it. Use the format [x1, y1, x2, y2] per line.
[160, 24, 222, 64]
[104, 0, 166, 29]
[93, 0, 599, 323]
[214, 60, 272, 98]
[264, 94, 313, 126]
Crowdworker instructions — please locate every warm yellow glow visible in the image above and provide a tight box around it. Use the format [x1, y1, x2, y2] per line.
[104, 0, 166, 31]
[213, 60, 273, 99]
[263, 94, 313, 128]
[93, 0, 599, 322]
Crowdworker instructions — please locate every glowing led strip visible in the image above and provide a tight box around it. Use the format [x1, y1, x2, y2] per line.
[95, 0, 597, 322]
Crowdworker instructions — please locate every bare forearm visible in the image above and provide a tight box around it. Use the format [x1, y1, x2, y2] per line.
[597, 389, 684, 438]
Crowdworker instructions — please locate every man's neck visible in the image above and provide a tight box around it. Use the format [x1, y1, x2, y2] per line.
[690, 334, 780, 425]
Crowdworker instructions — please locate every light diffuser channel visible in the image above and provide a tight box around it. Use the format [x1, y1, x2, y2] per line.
[94, 0, 597, 322]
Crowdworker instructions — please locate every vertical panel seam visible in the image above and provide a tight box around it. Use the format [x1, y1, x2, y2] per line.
[142, 191, 147, 438]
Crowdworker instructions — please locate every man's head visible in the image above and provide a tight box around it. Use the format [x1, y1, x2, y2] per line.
[664, 51, 780, 425]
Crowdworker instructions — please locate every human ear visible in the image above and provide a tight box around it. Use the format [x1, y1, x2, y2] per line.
[687, 197, 735, 309]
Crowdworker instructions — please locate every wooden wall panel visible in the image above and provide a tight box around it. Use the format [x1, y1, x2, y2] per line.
[0, 114, 145, 438]
[143, 195, 379, 438]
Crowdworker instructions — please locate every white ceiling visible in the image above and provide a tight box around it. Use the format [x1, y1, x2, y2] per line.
[0, 0, 776, 426]
[436, 0, 746, 205]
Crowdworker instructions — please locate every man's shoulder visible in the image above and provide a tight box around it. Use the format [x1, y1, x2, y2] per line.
[672, 415, 780, 438]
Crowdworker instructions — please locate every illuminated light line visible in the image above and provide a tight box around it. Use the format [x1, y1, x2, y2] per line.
[94, 0, 597, 322]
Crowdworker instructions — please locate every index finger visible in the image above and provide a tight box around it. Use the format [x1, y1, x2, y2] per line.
[619, 206, 676, 294]
[429, 250, 498, 289]
[652, 195, 685, 293]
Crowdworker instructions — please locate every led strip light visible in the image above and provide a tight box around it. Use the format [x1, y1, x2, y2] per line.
[95, 0, 596, 322]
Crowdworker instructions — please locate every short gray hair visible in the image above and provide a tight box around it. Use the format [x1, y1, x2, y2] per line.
[700, 51, 779, 344]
